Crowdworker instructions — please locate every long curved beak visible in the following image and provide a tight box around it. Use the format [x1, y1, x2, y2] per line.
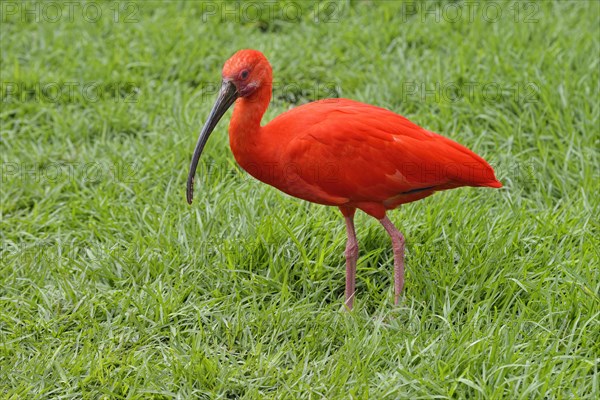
[186, 80, 238, 204]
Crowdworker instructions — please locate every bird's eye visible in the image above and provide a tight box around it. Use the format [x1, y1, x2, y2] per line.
[240, 70, 249, 80]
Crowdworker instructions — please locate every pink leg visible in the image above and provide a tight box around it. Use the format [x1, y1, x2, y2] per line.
[380, 216, 405, 305]
[343, 214, 359, 310]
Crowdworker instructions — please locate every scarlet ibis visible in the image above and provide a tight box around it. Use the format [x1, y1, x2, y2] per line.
[187, 49, 502, 310]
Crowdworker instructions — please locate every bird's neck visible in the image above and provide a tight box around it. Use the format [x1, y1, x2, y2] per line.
[229, 82, 272, 163]
[229, 82, 272, 139]
[228, 81, 283, 185]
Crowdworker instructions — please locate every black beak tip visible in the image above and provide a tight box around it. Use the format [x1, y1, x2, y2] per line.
[186, 191, 193, 205]
[186, 178, 194, 205]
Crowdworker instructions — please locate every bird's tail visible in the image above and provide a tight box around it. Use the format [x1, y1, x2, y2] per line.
[483, 179, 503, 188]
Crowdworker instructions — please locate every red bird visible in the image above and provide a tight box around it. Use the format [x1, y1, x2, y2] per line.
[187, 49, 502, 310]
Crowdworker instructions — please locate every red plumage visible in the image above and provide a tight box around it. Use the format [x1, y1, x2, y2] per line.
[252, 99, 501, 218]
[187, 49, 502, 309]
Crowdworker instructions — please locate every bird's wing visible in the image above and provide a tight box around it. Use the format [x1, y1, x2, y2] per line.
[274, 99, 499, 205]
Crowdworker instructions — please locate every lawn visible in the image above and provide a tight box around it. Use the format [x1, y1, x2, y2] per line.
[1, 1, 599, 398]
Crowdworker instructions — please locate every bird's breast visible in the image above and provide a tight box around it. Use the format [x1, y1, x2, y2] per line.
[229, 133, 280, 185]
[230, 135, 348, 206]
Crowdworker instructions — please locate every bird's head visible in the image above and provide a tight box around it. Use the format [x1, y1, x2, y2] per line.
[221, 49, 272, 98]
[186, 49, 271, 205]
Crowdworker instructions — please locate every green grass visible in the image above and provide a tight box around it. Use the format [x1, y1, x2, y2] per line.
[1, 1, 599, 398]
